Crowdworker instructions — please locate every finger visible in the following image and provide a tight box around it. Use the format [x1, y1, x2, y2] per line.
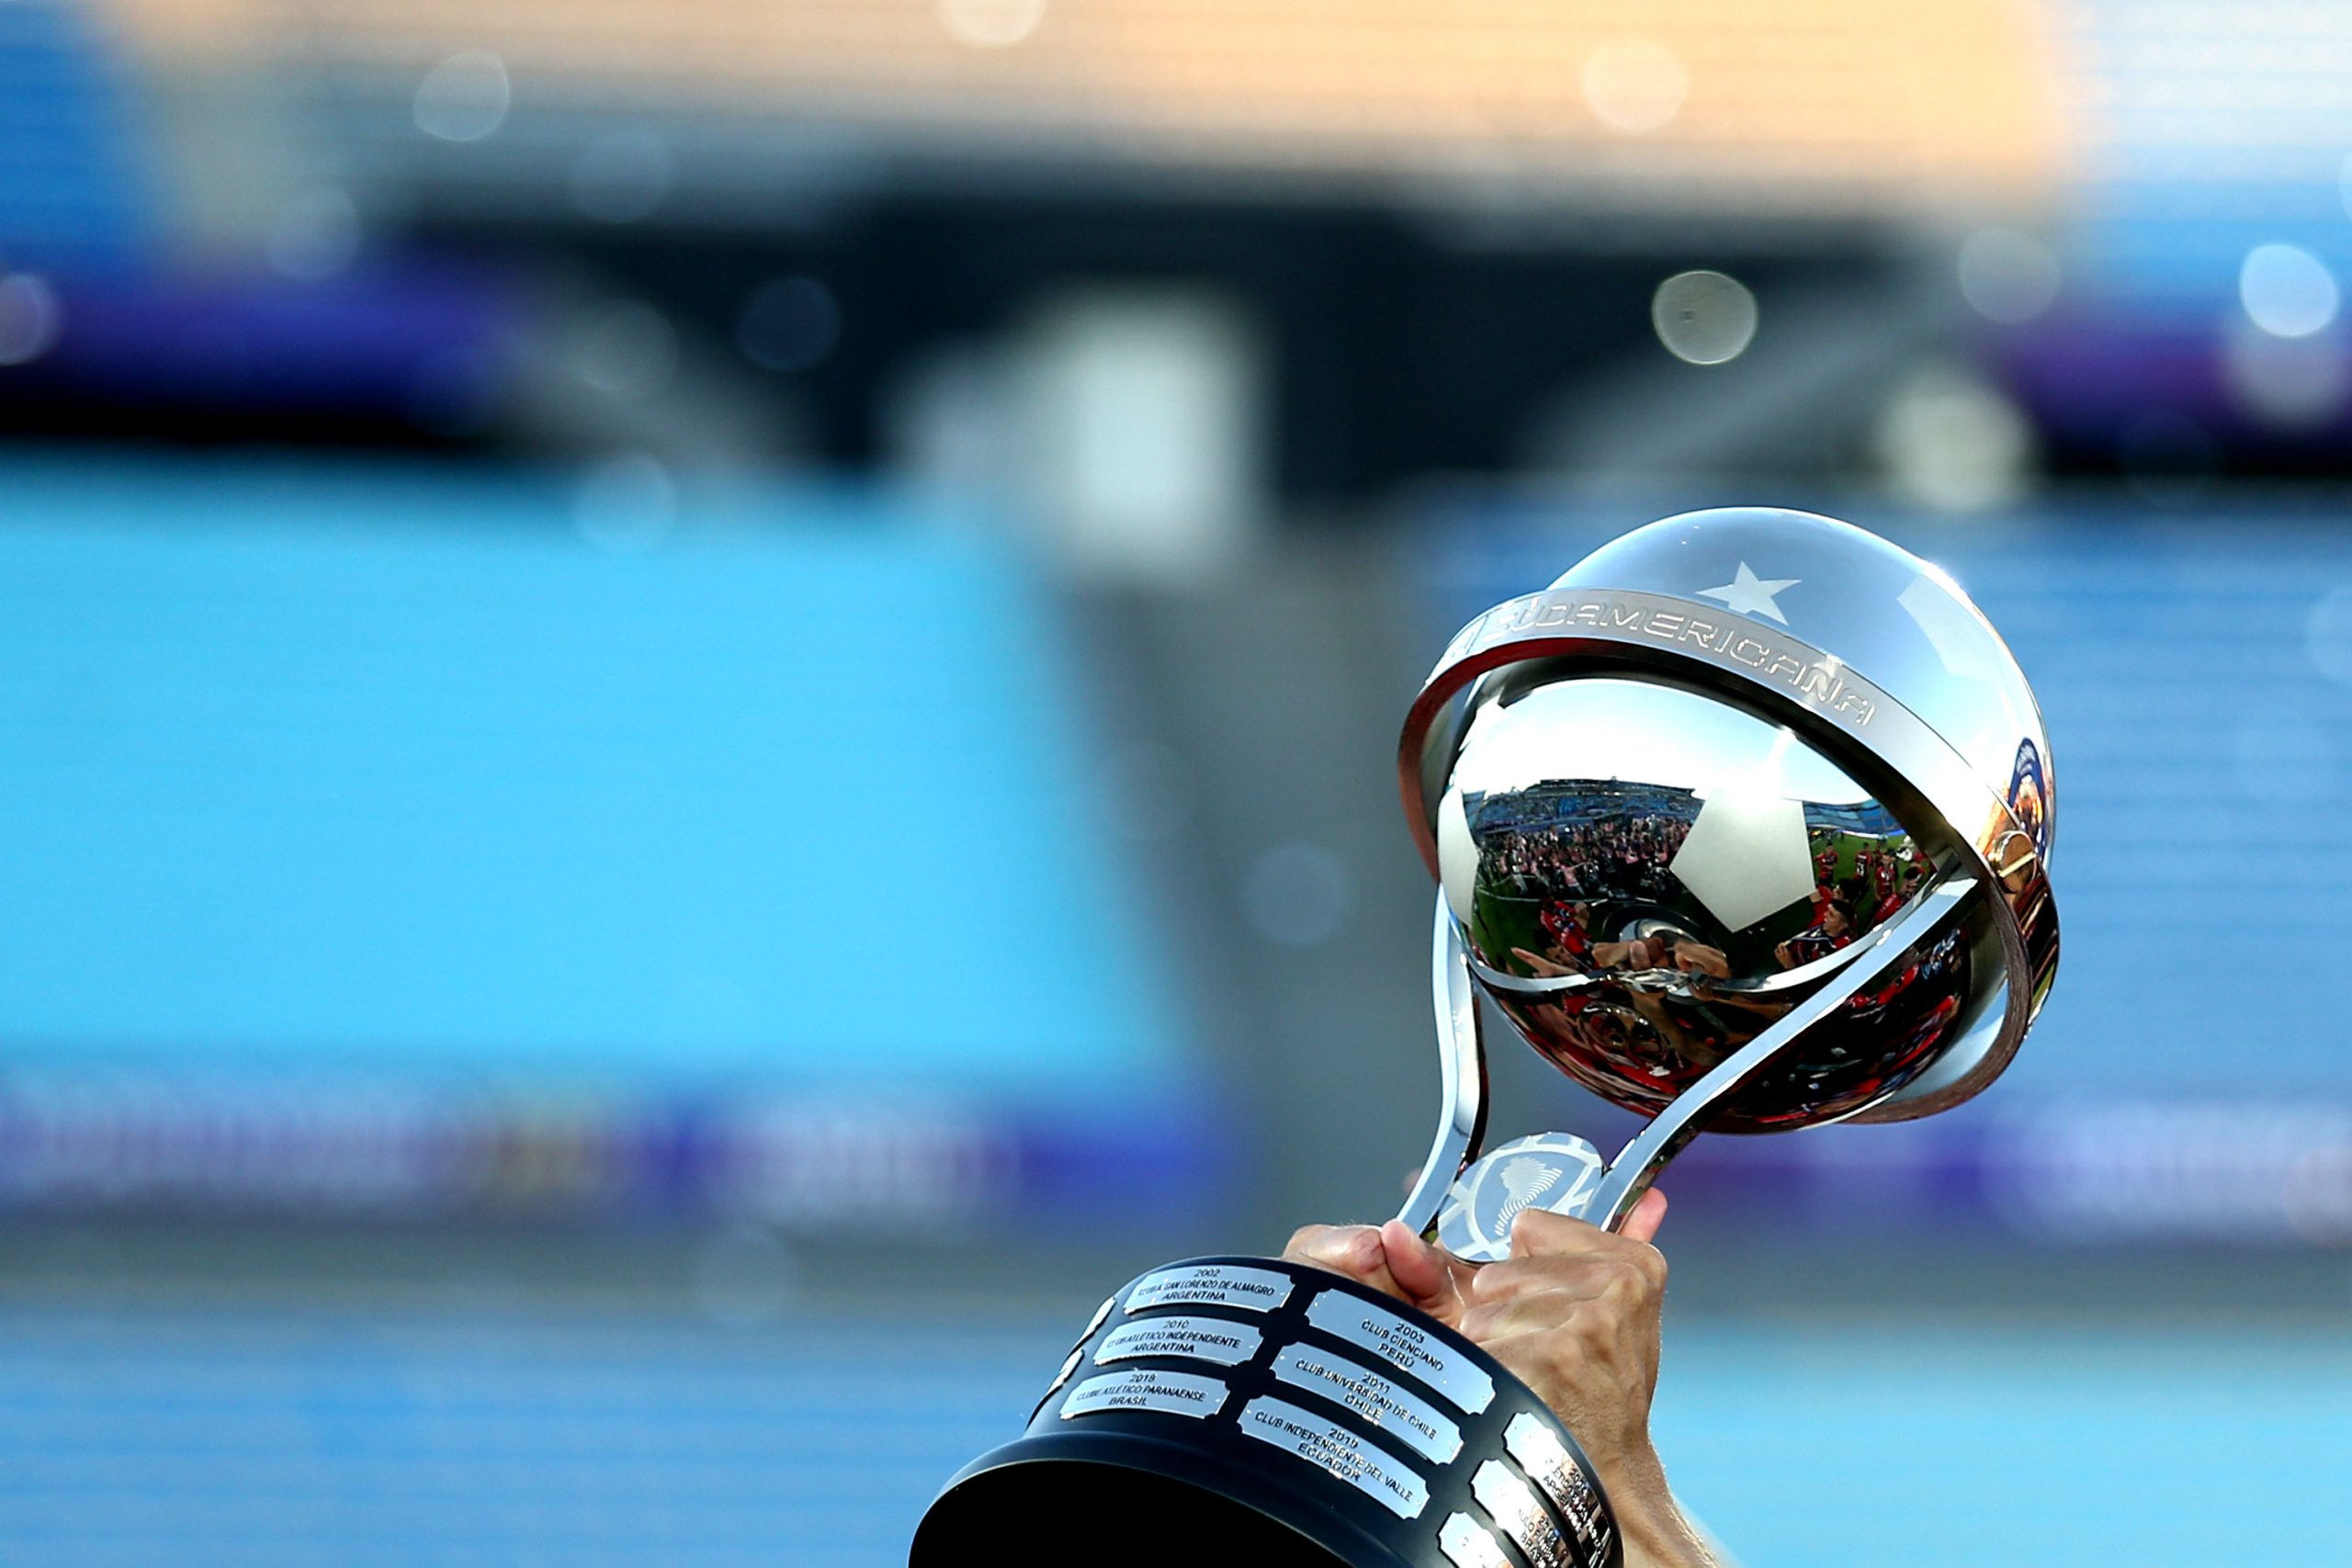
[1619, 1187, 1668, 1246]
[1378, 1219, 1476, 1317]
[1283, 1224, 1407, 1300]
[1506, 1206, 1615, 1259]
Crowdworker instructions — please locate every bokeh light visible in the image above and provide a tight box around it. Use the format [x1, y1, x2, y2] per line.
[938, 0, 1047, 50]
[414, 50, 513, 142]
[1957, 228, 2062, 323]
[689, 1223, 800, 1328]
[1241, 842, 1351, 947]
[1872, 365, 2034, 511]
[571, 130, 673, 223]
[572, 453, 677, 551]
[571, 300, 679, 401]
[265, 188, 361, 280]
[738, 276, 842, 373]
[2221, 321, 2349, 428]
[0, 274, 62, 366]
[1650, 270, 1757, 365]
[2238, 243, 2339, 338]
[1582, 39, 1688, 135]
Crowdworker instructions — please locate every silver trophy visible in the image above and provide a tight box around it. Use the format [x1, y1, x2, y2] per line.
[914, 508, 2060, 1568]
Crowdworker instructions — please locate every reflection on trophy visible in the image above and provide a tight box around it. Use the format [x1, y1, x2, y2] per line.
[913, 508, 2061, 1568]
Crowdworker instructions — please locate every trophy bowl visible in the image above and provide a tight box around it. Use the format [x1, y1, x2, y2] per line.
[1435, 673, 1977, 1133]
[1408, 506, 2058, 1145]
[912, 507, 2060, 1568]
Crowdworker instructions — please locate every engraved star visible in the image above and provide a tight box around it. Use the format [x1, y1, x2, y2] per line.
[1697, 561, 1800, 624]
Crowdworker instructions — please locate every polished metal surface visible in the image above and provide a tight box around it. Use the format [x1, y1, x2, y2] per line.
[1394, 506, 2061, 1245]
[1436, 677, 1973, 1131]
[1581, 875, 1971, 1231]
[1396, 900, 1491, 1236]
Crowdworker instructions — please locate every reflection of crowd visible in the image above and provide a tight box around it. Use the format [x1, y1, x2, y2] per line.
[1507, 919, 1970, 1128]
[1749, 924, 1971, 1126]
[1486, 818, 1928, 983]
[1511, 916, 1728, 985]
[1483, 812, 1692, 909]
[1477, 817, 1955, 1125]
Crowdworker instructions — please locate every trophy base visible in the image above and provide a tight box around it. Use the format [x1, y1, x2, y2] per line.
[910, 1258, 1622, 1568]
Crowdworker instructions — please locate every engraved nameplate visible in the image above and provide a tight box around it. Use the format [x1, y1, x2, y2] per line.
[1471, 1460, 1576, 1568]
[1045, 1347, 1083, 1397]
[1504, 1412, 1603, 1550]
[1238, 1396, 1430, 1520]
[1097, 1314, 1263, 1369]
[1059, 1368, 1227, 1421]
[1305, 1293, 1496, 1414]
[1125, 1264, 1295, 1315]
[1272, 1345, 1464, 1462]
[1439, 1512, 1512, 1568]
[1080, 1294, 1117, 1339]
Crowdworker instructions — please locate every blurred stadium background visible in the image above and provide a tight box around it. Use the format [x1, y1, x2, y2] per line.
[2, 0, 2351, 1562]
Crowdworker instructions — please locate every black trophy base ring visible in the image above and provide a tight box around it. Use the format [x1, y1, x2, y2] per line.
[910, 1258, 1622, 1568]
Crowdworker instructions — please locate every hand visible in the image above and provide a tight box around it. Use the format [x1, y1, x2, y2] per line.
[1283, 1192, 1719, 1568]
[1283, 1193, 1666, 1470]
[1454, 1201, 1668, 1505]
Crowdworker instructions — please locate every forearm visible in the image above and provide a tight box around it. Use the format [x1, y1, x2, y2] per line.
[1600, 1448, 1722, 1568]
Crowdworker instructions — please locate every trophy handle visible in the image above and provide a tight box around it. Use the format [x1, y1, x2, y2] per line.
[1583, 875, 1973, 1231]
[1395, 892, 1489, 1235]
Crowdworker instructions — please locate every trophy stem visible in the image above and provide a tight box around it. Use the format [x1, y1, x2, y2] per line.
[1395, 894, 1489, 1237]
[1583, 877, 1973, 1231]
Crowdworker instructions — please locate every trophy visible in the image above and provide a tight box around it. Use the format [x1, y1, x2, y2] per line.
[911, 508, 2061, 1568]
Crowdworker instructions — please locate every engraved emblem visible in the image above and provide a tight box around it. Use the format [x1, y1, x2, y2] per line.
[1696, 561, 1799, 624]
[1435, 1133, 1606, 1265]
[1496, 1156, 1561, 1232]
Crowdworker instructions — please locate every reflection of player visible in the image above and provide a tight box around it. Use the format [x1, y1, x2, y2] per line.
[1775, 899, 1853, 968]
[1539, 900, 1593, 964]
[1862, 851, 1908, 927]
